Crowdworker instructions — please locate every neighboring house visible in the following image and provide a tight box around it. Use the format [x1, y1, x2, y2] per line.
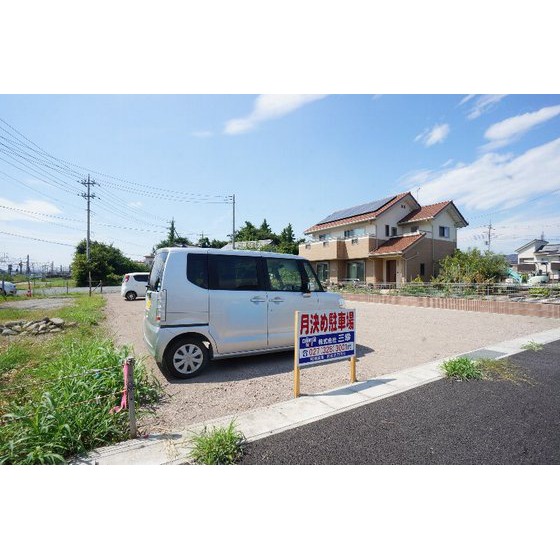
[221, 239, 275, 251]
[299, 191, 468, 285]
[144, 254, 155, 267]
[513, 239, 560, 280]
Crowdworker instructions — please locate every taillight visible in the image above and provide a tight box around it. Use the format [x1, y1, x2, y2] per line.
[124, 275, 130, 282]
[156, 290, 167, 322]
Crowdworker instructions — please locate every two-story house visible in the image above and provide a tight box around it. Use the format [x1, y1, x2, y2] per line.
[514, 239, 560, 280]
[299, 191, 468, 285]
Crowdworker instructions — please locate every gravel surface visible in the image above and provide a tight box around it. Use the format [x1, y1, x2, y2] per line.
[240, 340, 560, 464]
[0, 297, 74, 311]
[102, 292, 560, 434]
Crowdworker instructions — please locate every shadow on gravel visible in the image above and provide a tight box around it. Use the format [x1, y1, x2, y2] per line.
[159, 343, 375, 384]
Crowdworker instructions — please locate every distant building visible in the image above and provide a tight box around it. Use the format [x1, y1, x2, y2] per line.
[514, 239, 560, 280]
[299, 191, 468, 285]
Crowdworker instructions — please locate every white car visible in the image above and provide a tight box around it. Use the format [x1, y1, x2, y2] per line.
[121, 272, 149, 300]
[0, 280, 18, 296]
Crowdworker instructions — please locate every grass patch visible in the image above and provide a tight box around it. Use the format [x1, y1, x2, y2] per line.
[476, 358, 533, 386]
[441, 356, 483, 380]
[0, 294, 162, 464]
[189, 421, 245, 465]
[0, 343, 34, 375]
[441, 356, 533, 386]
[521, 340, 544, 352]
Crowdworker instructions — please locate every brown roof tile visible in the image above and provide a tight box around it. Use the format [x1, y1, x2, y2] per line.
[398, 201, 451, 224]
[304, 192, 411, 234]
[370, 233, 425, 256]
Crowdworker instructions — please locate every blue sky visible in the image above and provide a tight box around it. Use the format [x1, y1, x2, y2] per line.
[1, 93, 560, 268]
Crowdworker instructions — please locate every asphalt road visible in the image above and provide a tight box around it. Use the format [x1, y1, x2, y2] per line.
[240, 340, 560, 465]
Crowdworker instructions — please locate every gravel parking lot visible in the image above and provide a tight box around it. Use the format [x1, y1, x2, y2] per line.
[102, 292, 560, 434]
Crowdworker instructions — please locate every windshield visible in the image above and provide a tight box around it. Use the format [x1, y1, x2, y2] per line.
[148, 251, 168, 291]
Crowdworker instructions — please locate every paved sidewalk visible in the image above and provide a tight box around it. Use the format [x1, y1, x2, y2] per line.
[73, 326, 560, 465]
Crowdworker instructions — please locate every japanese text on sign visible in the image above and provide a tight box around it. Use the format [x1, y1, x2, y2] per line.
[297, 309, 356, 366]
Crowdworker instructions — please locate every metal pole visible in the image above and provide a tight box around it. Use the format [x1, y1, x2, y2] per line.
[232, 194, 236, 250]
[126, 356, 137, 439]
[294, 312, 300, 398]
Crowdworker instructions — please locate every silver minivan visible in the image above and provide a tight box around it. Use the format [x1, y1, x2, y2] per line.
[143, 247, 345, 379]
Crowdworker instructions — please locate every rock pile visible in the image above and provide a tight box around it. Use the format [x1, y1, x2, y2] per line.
[0, 317, 76, 336]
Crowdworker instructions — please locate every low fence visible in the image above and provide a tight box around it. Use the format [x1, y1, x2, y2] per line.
[329, 281, 560, 300]
[339, 285, 560, 319]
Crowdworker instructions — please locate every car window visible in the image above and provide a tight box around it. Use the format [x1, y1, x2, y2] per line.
[148, 252, 168, 291]
[302, 260, 324, 292]
[135, 274, 149, 283]
[265, 258, 305, 292]
[187, 253, 209, 289]
[208, 255, 261, 291]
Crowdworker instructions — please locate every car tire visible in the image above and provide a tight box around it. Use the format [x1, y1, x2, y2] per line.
[163, 337, 210, 379]
[125, 291, 137, 301]
[0, 289, 5, 296]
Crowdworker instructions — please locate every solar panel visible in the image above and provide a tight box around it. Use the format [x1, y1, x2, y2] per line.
[316, 195, 395, 225]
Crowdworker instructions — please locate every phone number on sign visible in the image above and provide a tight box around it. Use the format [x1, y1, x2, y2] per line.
[300, 342, 354, 358]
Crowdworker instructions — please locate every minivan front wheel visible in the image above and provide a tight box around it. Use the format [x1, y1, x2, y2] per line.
[164, 338, 209, 379]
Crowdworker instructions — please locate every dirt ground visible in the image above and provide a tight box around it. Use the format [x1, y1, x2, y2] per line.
[102, 292, 560, 434]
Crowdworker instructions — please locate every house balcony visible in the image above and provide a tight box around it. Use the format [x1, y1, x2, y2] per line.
[299, 235, 379, 261]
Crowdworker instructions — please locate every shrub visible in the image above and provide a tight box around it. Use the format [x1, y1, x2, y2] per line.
[189, 421, 245, 465]
[441, 357, 483, 380]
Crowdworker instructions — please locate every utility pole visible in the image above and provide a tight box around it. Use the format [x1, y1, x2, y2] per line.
[80, 174, 97, 296]
[483, 220, 495, 251]
[232, 194, 236, 249]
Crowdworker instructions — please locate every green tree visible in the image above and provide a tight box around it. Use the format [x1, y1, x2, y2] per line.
[276, 223, 304, 255]
[235, 221, 261, 242]
[436, 248, 509, 283]
[198, 236, 227, 249]
[72, 240, 148, 287]
[258, 219, 274, 240]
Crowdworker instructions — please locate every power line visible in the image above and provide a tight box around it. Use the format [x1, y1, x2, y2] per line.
[0, 230, 75, 247]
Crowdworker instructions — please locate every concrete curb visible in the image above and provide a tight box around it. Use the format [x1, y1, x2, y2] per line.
[73, 326, 560, 465]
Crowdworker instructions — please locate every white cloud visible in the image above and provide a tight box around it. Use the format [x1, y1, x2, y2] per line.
[482, 104, 560, 150]
[461, 94, 507, 119]
[0, 198, 62, 222]
[411, 137, 560, 214]
[223, 94, 328, 135]
[415, 123, 450, 147]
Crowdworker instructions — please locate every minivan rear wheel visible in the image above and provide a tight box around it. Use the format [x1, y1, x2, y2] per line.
[164, 337, 210, 379]
[125, 291, 137, 301]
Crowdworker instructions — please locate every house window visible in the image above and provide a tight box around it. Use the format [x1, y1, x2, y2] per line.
[317, 262, 329, 282]
[420, 263, 425, 276]
[385, 225, 390, 237]
[344, 228, 365, 238]
[439, 226, 450, 238]
[391, 227, 398, 237]
[346, 261, 365, 282]
[319, 234, 326, 241]
[411, 225, 419, 233]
